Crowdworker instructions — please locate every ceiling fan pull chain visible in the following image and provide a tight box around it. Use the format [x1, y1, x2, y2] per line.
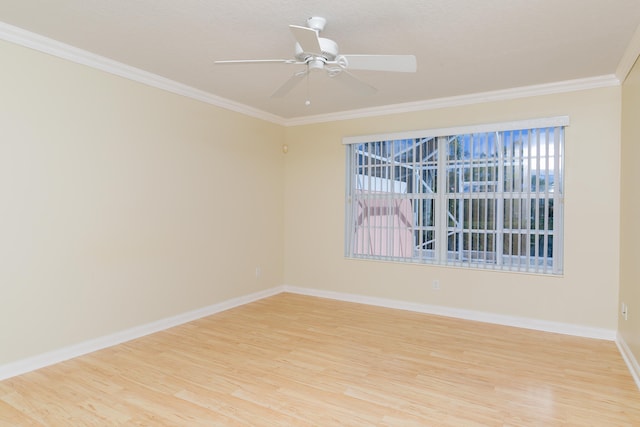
[305, 63, 311, 106]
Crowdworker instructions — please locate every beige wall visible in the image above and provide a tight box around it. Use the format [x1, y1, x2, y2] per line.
[0, 33, 629, 369]
[0, 40, 285, 365]
[620, 57, 640, 362]
[284, 87, 622, 330]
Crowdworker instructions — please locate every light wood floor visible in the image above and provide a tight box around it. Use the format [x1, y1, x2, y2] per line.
[1, 293, 638, 426]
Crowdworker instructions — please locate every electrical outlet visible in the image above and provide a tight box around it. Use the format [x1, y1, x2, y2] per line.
[255, 267, 261, 279]
[622, 302, 628, 321]
[432, 280, 440, 291]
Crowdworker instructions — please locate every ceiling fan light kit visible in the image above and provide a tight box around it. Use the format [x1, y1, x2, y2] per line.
[215, 17, 417, 102]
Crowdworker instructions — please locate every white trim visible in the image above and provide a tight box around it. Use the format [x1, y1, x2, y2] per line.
[0, 22, 621, 127]
[0, 21, 285, 126]
[284, 76, 618, 127]
[616, 333, 640, 391]
[342, 116, 570, 145]
[0, 285, 627, 382]
[616, 23, 640, 83]
[283, 285, 616, 341]
[0, 286, 285, 381]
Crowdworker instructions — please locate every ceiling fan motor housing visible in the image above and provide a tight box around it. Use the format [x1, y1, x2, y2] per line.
[296, 37, 338, 62]
[294, 37, 338, 63]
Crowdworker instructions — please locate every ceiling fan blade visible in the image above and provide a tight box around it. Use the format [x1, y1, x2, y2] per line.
[271, 70, 308, 98]
[340, 55, 417, 72]
[215, 59, 298, 64]
[289, 25, 322, 54]
[331, 70, 377, 96]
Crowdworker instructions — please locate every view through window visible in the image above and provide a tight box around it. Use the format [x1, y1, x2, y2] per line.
[345, 119, 565, 275]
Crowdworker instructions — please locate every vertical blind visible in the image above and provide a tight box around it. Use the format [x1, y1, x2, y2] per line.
[345, 117, 566, 275]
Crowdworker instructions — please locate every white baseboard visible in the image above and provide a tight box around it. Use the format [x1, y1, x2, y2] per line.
[0, 284, 621, 382]
[0, 286, 285, 381]
[282, 285, 617, 341]
[616, 333, 640, 391]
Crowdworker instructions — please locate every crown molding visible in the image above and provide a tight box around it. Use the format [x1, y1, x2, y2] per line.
[0, 21, 285, 126]
[0, 21, 623, 128]
[282, 74, 621, 126]
[616, 23, 640, 83]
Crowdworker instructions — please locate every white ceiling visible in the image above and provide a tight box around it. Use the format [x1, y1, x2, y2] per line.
[1, 0, 640, 122]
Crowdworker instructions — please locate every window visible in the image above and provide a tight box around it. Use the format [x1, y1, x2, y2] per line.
[345, 117, 566, 275]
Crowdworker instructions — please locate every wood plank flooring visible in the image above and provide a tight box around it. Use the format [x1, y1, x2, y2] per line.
[1, 293, 638, 426]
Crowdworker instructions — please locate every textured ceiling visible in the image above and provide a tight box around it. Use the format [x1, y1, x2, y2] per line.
[1, 0, 639, 120]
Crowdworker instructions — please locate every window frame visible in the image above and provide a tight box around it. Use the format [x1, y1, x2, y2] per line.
[344, 117, 568, 275]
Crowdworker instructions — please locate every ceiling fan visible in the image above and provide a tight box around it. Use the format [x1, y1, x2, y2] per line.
[215, 17, 417, 102]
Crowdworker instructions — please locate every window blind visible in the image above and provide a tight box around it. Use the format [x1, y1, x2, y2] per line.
[345, 117, 565, 275]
